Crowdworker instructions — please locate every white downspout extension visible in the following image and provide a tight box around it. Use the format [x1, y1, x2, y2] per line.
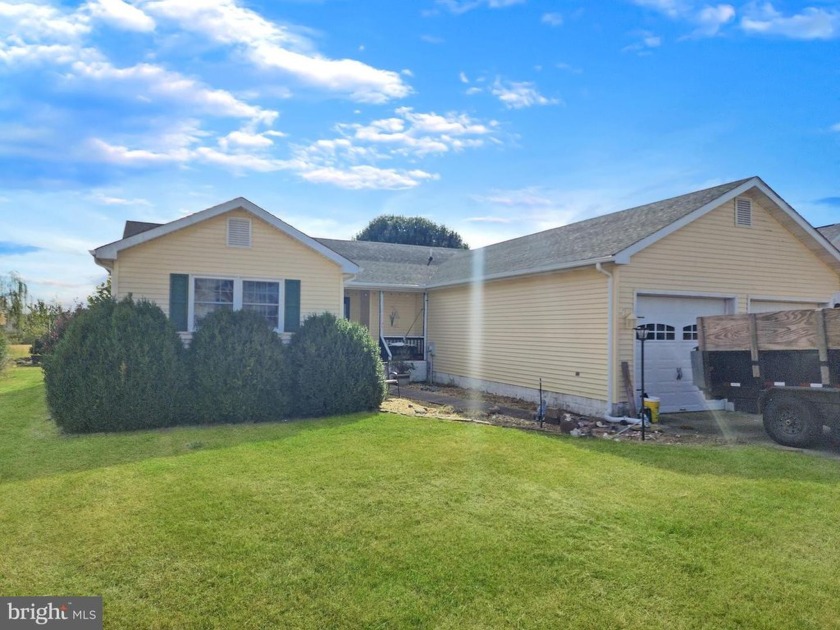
[595, 262, 636, 424]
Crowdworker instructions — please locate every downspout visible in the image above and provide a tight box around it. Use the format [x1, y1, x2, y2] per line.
[595, 262, 634, 423]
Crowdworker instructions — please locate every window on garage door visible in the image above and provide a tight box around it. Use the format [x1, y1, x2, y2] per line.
[640, 323, 675, 340]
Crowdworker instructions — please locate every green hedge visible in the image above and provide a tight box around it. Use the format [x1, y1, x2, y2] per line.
[42, 302, 385, 432]
[0, 331, 8, 372]
[43, 298, 187, 433]
[187, 309, 287, 423]
[286, 313, 385, 417]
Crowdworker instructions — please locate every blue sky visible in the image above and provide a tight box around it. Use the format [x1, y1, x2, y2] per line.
[1, 0, 839, 304]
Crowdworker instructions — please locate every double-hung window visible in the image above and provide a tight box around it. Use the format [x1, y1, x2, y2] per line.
[243, 281, 280, 330]
[191, 277, 282, 331]
[193, 278, 234, 326]
[169, 273, 300, 334]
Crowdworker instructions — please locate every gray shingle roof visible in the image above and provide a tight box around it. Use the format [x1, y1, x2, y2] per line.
[818, 223, 840, 248]
[122, 221, 162, 239]
[119, 178, 758, 289]
[316, 238, 464, 287]
[429, 178, 754, 287]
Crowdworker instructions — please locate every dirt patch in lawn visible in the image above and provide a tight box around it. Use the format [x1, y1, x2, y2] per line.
[380, 383, 716, 445]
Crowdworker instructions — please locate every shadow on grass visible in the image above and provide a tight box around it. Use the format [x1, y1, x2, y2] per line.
[0, 377, 375, 484]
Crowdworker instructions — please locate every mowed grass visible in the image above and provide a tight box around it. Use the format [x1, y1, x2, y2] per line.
[1, 354, 840, 628]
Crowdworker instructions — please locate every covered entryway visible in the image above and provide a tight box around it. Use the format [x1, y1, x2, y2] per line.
[636, 295, 732, 413]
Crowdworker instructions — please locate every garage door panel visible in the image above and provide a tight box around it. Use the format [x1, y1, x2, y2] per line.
[750, 300, 823, 313]
[636, 296, 727, 413]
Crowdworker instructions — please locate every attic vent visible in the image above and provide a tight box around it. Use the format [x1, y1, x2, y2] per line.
[227, 218, 251, 247]
[735, 198, 752, 227]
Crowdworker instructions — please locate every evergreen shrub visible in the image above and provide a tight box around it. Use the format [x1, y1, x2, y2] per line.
[43, 298, 187, 432]
[286, 313, 385, 417]
[187, 309, 287, 423]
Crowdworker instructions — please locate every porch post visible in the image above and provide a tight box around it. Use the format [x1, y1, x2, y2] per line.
[379, 291, 384, 341]
[423, 291, 429, 361]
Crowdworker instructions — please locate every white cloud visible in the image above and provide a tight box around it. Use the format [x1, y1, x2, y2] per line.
[219, 130, 276, 150]
[437, 0, 526, 15]
[692, 4, 735, 36]
[88, 191, 152, 206]
[541, 12, 563, 26]
[86, 0, 155, 32]
[0, 2, 90, 41]
[490, 78, 560, 109]
[556, 62, 583, 74]
[631, 0, 689, 19]
[329, 107, 499, 158]
[299, 165, 438, 190]
[741, 3, 840, 40]
[140, 0, 411, 103]
[631, 0, 736, 38]
[831, 123, 840, 132]
[67, 60, 278, 124]
[459, 71, 469, 84]
[622, 31, 662, 53]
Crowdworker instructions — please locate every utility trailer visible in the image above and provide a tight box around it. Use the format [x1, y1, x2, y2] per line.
[692, 308, 840, 447]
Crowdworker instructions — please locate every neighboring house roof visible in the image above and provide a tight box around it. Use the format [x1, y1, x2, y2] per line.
[428, 176, 840, 287]
[316, 238, 464, 289]
[122, 221, 162, 239]
[817, 223, 840, 249]
[92, 197, 359, 275]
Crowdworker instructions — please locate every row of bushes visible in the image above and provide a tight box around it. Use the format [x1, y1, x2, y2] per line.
[43, 298, 385, 433]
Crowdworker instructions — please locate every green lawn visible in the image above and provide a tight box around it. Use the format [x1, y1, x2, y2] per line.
[1, 359, 840, 628]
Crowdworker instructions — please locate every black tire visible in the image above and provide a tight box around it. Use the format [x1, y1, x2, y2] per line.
[762, 397, 821, 448]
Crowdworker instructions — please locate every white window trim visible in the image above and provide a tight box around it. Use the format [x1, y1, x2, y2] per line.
[188, 275, 285, 333]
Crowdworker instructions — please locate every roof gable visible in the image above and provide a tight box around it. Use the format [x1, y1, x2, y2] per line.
[92, 198, 359, 274]
[428, 177, 840, 287]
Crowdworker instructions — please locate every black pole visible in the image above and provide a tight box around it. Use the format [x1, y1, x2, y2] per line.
[639, 337, 646, 442]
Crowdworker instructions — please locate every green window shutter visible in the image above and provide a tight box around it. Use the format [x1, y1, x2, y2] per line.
[284, 279, 301, 333]
[169, 274, 189, 332]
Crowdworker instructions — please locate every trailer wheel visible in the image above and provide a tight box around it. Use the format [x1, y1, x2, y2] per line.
[762, 397, 820, 448]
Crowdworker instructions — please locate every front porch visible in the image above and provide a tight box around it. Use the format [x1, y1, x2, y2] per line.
[345, 288, 428, 362]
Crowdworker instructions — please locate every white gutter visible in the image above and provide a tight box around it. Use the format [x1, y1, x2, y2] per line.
[594, 262, 636, 424]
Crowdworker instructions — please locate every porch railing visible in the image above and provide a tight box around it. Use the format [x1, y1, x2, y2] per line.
[382, 336, 424, 360]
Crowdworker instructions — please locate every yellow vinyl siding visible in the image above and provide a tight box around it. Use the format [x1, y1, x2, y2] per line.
[114, 209, 343, 322]
[428, 267, 609, 401]
[615, 196, 840, 402]
[382, 292, 424, 336]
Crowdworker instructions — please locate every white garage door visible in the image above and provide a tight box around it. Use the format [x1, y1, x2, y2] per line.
[749, 300, 824, 313]
[636, 296, 728, 413]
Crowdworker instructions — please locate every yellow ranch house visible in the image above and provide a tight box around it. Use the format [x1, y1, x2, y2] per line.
[91, 177, 840, 418]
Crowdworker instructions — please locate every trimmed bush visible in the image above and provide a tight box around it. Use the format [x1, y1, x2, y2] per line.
[188, 309, 287, 423]
[43, 298, 187, 433]
[0, 331, 8, 371]
[286, 313, 385, 417]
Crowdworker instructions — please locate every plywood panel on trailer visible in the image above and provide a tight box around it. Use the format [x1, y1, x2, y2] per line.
[700, 309, 840, 352]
